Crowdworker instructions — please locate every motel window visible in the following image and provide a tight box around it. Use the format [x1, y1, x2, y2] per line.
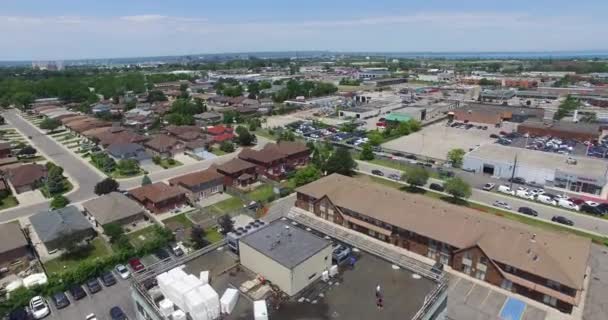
[475, 270, 486, 281]
[427, 247, 437, 259]
[463, 251, 472, 260]
[501, 279, 513, 291]
[368, 229, 376, 237]
[439, 253, 450, 265]
[543, 294, 557, 307]
[547, 279, 561, 290]
[462, 265, 472, 275]
[479, 257, 488, 266]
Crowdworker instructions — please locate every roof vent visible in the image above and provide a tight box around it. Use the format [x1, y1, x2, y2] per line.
[533, 255, 539, 261]
[527, 248, 531, 254]
[531, 234, 537, 242]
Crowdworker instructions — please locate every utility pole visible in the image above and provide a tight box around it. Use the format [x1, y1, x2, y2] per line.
[509, 154, 518, 189]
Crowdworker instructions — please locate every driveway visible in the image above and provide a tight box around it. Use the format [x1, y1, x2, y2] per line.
[0, 110, 104, 222]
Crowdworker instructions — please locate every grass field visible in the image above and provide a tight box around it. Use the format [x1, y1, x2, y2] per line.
[163, 213, 194, 228]
[246, 184, 275, 202]
[206, 197, 245, 215]
[159, 159, 183, 169]
[44, 238, 111, 275]
[0, 196, 19, 211]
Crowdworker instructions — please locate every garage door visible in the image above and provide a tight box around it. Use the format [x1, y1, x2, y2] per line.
[482, 164, 495, 175]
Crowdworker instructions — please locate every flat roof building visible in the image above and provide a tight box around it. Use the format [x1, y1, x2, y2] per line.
[517, 120, 602, 141]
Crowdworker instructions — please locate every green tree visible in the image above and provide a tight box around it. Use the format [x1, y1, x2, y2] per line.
[147, 90, 167, 102]
[340, 121, 358, 133]
[12, 92, 34, 109]
[447, 148, 466, 168]
[367, 131, 383, 146]
[359, 143, 375, 160]
[50, 195, 70, 209]
[404, 166, 429, 188]
[39, 118, 62, 133]
[220, 141, 235, 153]
[444, 177, 472, 200]
[396, 121, 411, 136]
[409, 120, 421, 132]
[554, 95, 580, 120]
[277, 130, 295, 142]
[293, 165, 322, 187]
[324, 147, 357, 176]
[102, 223, 125, 243]
[248, 118, 261, 131]
[141, 175, 152, 186]
[46, 166, 65, 195]
[191, 225, 209, 249]
[247, 82, 260, 98]
[94, 178, 119, 195]
[235, 126, 255, 146]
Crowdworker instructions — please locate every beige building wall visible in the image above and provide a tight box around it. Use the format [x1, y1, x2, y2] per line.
[239, 241, 293, 294]
[291, 245, 333, 295]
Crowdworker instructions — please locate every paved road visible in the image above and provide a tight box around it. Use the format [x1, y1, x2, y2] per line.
[0, 110, 105, 222]
[357, 161, 608, 236]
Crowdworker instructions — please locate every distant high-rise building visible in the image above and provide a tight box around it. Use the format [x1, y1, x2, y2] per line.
[31, 61, 64, 71]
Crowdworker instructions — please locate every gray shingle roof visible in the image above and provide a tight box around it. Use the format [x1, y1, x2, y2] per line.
[240, 220, 331, 269]
[30, 206, 93, 243]
[0, 222, 27, 253]
[82, 192, 145, 225]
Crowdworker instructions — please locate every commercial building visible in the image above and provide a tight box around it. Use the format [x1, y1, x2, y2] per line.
[338, 107, 378, 120]
[239, 220, 332, 296]
[357, 68, 391, 80]
[295, 174, 591, 312]
[480, 89, 516, 102]
[452, 104, 543, 125]
[516, 120, 602, 141]
[463, 144, 608, 198]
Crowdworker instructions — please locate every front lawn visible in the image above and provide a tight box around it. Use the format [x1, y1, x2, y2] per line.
[246, 184, 275, 202]
[207, 197, 244, 215]
[0, 196, 19, 210]
[110, 169, 145, 179]
[127, 226, 159, 248]
[44, 238, 111, 275]
[159, 159, 183, 169]
[209, 149, 227, 156]
[163, 213, 194, 228]
[39, 178, 73, 198]
[205, 229, 223, 243]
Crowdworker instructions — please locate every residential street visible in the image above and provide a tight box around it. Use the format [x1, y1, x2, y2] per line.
[357, 160, 608, 236]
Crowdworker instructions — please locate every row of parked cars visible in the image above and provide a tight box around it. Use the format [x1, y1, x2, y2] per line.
[525, 136, 577, 155]
[495, 184, 608, 215]
[449, 121, 489, 130]
[10, 265, 130, 320]
[491, 200, 575, 226]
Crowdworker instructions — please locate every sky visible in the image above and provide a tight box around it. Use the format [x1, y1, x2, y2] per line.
[1, 0, 607, 60]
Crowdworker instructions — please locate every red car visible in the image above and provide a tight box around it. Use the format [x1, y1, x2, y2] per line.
[569, 198, 585, 205]
[128, 258, 145, 272]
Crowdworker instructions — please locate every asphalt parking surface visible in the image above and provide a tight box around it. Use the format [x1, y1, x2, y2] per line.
[47, 275, 135, 320]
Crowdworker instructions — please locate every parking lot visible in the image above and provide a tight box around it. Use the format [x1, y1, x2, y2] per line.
[382, 121, 514, 160]
[47, 274, 136, 320]
[508, 134, 589, 157]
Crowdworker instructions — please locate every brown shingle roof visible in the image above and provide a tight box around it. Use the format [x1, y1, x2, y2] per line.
[97, 130, 147, 147]
[129, 182, 185, 204]
[144, 134, 181, 152]
[296, 174, 591, 290]
[60, 115, 88, 125]
[6, 164, 47, 188]
[0, 222, 27, 253]
[169, 168, 223, 189]
[238, 147, 285, 164]
[82, 192, 145, 225]
[216, 158, 257, 174]
[265, 141, 309, 157]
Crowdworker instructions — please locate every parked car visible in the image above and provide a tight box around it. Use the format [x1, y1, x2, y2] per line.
[51, 292, 70, 309]
[29, 296, 50, 320]
[100, 271, 117, 287]
[557, 199, 579, 211]
[552, 215, 574, 226]
[482, 183, 495, 191]
[86, 278, 102, 294]
[515, 189, 534, 200]
[429, 183, 444, 192]
[8, 308, 29, 320]
[489, 134, 499, 138]
[154, 248, 171, 260]
[493, 200, 512, 210]
[508, 177, 526, 184]
[497, 185, 514, 195]
[168, 243, 184, 257]
[109, 307, 127, 320]
[388, 173, 401, 181]
[128, 258, 145, 272]
[371, 169, 384, 176]
[536, 194, 557, 206]
[580, 204, 605, 216]
[68, 285, 87, 300]
[518, 207, 538, 217]
[115, 264, 130, 279]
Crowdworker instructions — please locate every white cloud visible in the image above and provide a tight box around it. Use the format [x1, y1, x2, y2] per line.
[120, 14, 168, 23]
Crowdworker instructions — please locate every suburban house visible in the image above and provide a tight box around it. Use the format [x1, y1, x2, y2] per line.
[194, 112, 222, 126]
[144, 134, 185, 158]
[82, 192, 146, 227]
[294, 174, 591, 313]
[168, 168, 224, 201]
[106, 143, 151, 162]
[29, 206, 96, 252]
[0, 142, 12, 159]
[0, 222, 30, 276]
[4, 164, 47, 194]
[205, 125, 235, 144]
[128, 182, 187, 214]
[215, 158, 258, 188]
[59, 115, 88, 125]
[238, 141, 310, 180]
[95, 128, 147, 147]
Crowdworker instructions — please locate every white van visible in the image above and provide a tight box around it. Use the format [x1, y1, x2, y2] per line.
[536, 194, 557, 206]
[557, 199, 579, 211]
[515, 189, 534, 200]
[497, 185, 514, 195]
